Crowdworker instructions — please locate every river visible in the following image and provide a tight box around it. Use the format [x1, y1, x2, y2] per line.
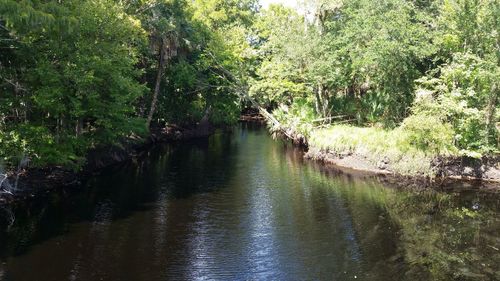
[0, 123, 499, 280]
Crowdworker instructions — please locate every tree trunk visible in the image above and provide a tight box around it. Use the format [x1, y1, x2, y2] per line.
[75, 118, 83, 137]
[146, 42, 166, 128]
[485, 83, 498, 146]
[316, 83, 329, 118]
[314, 85, 322, 116]
[321, 85, 329, 118]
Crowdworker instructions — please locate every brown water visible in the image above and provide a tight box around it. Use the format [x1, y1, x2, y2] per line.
[0, 123, 499, 281]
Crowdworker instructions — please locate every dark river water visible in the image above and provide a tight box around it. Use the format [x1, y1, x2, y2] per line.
[0, 123, 499, 281]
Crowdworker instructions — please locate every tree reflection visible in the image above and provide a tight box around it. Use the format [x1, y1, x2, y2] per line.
[304, 164, 500, 281]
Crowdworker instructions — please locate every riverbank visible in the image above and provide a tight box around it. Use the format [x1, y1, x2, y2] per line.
[2, 118, 498, 205]
[0, 123, 219, 204]
[306, 148, 500, 183]
[270, 121, 500, 184]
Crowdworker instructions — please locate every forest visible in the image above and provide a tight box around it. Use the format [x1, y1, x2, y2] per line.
[0, 0, 499, 175]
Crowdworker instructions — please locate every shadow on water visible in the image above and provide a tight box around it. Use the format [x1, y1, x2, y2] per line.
[0, 123, 498, 281]
[0, 129, 240, 254]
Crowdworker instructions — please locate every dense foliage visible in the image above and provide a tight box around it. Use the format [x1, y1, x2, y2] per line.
[1, 0, 147, 167]
[0, 0, 257, 168]
[0, 0, 498, 168]
[255, 0, 498, 157]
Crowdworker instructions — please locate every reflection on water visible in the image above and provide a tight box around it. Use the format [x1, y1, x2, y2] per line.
[0, 123, 498, 281]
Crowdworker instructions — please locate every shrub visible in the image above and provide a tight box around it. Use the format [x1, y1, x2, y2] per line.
[415, 53, 499, 154]
[400, 114, 456, 154]
[273, 98, 317, 137]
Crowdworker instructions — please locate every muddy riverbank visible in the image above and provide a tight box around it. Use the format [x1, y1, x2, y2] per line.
[0, 123, 220, 204]
[2, 118, 499, 206]
[268, 119, 500, 185]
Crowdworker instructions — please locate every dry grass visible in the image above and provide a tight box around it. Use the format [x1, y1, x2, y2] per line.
[308, 125, 457, 177]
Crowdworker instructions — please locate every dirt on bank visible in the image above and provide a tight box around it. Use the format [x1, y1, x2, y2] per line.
[266, 116, 500, 185]
[305, 147, 500, 184]
[0, 122, 218, 204]
[2, 118, 499, 204]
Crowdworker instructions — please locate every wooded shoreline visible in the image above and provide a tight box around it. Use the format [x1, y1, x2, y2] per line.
[266, 118, 500, 185]
[2, 1, 499, 200]
[305, 148, 500, 183]
[0, 123, 219, 204]
[1, 117, 499, 205]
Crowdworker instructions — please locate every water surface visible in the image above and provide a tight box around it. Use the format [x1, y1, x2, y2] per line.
[0, 123, 499, 280]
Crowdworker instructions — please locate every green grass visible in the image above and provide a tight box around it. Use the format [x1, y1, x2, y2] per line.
[308, 124, 458, 177]
[272, 101, 463, 177]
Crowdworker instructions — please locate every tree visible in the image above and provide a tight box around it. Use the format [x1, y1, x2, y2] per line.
[0, 0, 146, 167]
[134, 0, 188, 128]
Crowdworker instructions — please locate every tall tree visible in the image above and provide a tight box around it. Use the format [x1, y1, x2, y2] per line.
[0, 0, 146, 167]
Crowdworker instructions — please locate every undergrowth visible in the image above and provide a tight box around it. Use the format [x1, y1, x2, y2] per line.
[308, 124, 459, 177]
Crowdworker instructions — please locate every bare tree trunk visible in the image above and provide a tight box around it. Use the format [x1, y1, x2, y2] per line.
[316, 83, 329, 118]
[204, 50, 294, 139]
[75, 118, 83, 137]
[485, 83, 498, 146]
[314, 85, 322, 116]
[322, 88, 330, 118]
[146, 42, 166, 128]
